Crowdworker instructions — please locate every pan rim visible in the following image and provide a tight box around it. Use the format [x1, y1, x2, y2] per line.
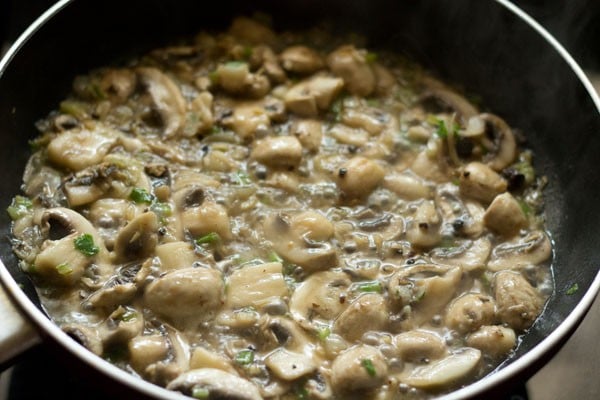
[1, 0, 599, 399]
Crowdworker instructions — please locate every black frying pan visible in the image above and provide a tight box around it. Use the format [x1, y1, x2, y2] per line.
[1, 0, 599, 399]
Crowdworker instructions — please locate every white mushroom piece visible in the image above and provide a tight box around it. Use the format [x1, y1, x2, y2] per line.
[214, 61, 270, 98]
[435, 185, 486, 238]
[327, 45, 376, 97]
[290, 119, 323, 152]
[383, 173, 432, 201]
[167, 368, 262, 400]
[113, 212, 159, 262]
[430, 237, 492, 272]
[290, 270, 351, 329]
[279, 45, 324, 74]
[393, 330, 447, 362]
[99, 68, 137, 101]
[137, 67, 186, 139]
[33, 208, 109, 285]
[62, 324, 103, 356]
[336, 156, 385, 199]
[284, 74, 344, 117]
[101, 305, 144, 346]
[250, 136, 303, 168]
[226, 262, 288, 311]
[493, 271, 543, 331]
[487, 230, 552, 272]
[144, 266, 224, 329]
[444, 293, 496, 334]
[405, 200, 442, 249]
[459, 162, 507, 205]
[263, 211, 338, 272]
[333, 293, 388, 342]
[479, 113, 517, 172]
[467, 325, 517, 358]
[419, 76, 479, 122]
[483, 192, 528, 237]
[331, 345, 388, 393]
[47, 126, 117, 172]
[129, 334, 170, 374]
[387, 263, 462, 328]
[402, 348, 482, 389]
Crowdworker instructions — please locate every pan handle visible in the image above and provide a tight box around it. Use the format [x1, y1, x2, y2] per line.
[0, 286, 41, 368]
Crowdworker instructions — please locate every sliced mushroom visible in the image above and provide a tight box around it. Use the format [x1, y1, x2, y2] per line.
[383, 173, 432, 200]
[85, 276, 137, 310]
[336, 156, 385, 199]
[113, 212, 158, 262]
[280, 45, 324, 74]
[431, 237, 492, 272]
[144, 266, 224, 329]
[263, 212, 337, 272]
[250, 136, 302, 168]
[445, 293, 496, 333]
[331, 345, 387, 393]
[100, 68, 137, 101]
[181, 202, 232, 240]
[402, 348, 481, 389]
[388, 263, 462, 328]
[290, 270, 351, 328]
[341, 108, 386, 135]
[420, 76, 478, 121]
[137, 67, 186, 139]
[393, 330, 447, 362]
[101, 306, 144, 345]
[459, 162, 507, 204]
[327, 45, 376, 97]
[405, 200, 441, 249]
[88, 198, 136, 250]
[333, 293, 388, 342]
[167, 368, 261, 400]
[480, 113, 517, 171]
[329, 124, 369, 147]
[483, 192, 527, 237]
[290, 119, 323, 152]
[221, 102, 270, 139]
[493, 270, 543, 331]
[253, 45, 286, 83]
[129, 334, 170, 374]
[467, 325, 517, 358]
[47, 127, 117, 171]
[214, 62, 270, 98]
[33, 232, 90, 285]
[155, 241, 198, 271]
[487, 230, 552, 272]
[284, 75, 344, 117]
[62, 324, 103, 356]
[436, 185, 485, 238]
[189, 347, 237, 375]
[226, 262, 288, 310]
[185, 91, 214, 136]
[265, 348, 317, 381]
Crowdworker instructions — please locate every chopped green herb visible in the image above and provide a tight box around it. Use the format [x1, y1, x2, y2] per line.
[518, 199, 532, 216]
[242, 46, 254, 59]
[129, 187, 154, 204]
[192, 386, 210, 399]
[59, 100, 87, 119]
[196, 232, 221, 245]
[361, 358, 376, 377]
[118, 309, 138, 322]
[365, 52, 378, 64]
[294, 385, 309, 400]
[233, 171, 252, 185]
[513, 161, 535, 184]
[235, 349, 254, 365]
[210, 125, 224, 135]
[435, 119, 449, 139]
[225, 60, 247, 68]
[55, 263, 73, 276]
[74, 234, 99, 257]
[151, 202, 172, 222]
[355, 281, 383, 293]
[316, 326, 331, 340]
[208, 70, 219, 84]
[7, 195, 33, 220]
[268, 251, 284, 263]
[88, 83, 107, 101]
[566, 283, 579, 295]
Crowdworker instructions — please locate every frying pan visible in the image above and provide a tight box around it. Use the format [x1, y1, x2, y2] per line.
[1, 0, 599, 398]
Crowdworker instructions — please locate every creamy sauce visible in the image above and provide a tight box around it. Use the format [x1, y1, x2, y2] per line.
[8, 16, 553, 399]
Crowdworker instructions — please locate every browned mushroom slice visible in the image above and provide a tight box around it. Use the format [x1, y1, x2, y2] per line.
[47, 127, 117, 171]
[167, 368, 262, 400]
[493, 270, 543, 331]
[480, 113, 517, 172]
[459, 162, 508, 204]
[327, 45, 376, 96]
[420, 76, 479, 122]
[487, 230, 552, 272]
[137, 67, 186, 139]
[280, 45, 324, 74]
[113, 212, 159, 262]
[483, 192, 528, 237]
[284, 75, 344, 117]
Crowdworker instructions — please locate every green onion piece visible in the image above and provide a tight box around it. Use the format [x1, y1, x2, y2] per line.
[151, 202, 172, 221]
[435, 119, 449, 139]
[356, 281, 382, 293]
[234, 171, 252, 185]
[518, 199, 532, 216]
[192, 386, 210, 400]
[316, 326, 331, 341]
[7, 195, 33, 220]
[119, 310, 138, 322]
[225, 60, 247, 68]
[294, 385, 309, 400]
[361, 358, 376, 377]
[208, 70, 219, 84]
[513, 161, 535, 184]
[129, 187, 153, 204]
[365, 52, 378, 64]
[55, 263, 73, 276]
[235, 349, 254, 365]
[196, 232, 221, 245]
[566, 283, 579, 295]
[242, 46, 253, 59]
[74, 234, 99, 257]
[268, 251, 284, 263]
[59, 100, 88, 118]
